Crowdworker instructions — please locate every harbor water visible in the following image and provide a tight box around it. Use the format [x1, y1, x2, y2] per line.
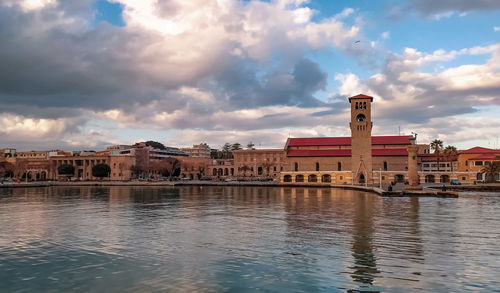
[0, 186, 499, 292]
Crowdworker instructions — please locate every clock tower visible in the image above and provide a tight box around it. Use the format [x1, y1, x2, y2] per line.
[349, 94, 373, 185]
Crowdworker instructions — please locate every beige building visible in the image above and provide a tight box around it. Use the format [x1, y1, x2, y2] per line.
[181, 143, 211, 158]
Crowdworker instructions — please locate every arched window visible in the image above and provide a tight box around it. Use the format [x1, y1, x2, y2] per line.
[383, 161, 388, 171]
[356, 114, 366, 122]
[363, 102, 367, 109]
[308, 175, 317, 182]
[315, 162, 319, 171]
[294, 162, 298, 172]
[295, 175, 304, 182]
[284, 175, 292, 182]
[321, 174, 331, 182]
[355, 102, 358, 109]
[337, 162, 342, 171]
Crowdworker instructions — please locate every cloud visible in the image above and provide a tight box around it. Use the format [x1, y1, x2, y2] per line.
[0, 112, 118, 150]
[335, 43, 500, 147]
[409, 0, 500, 16]
[388, 0, 500, 20]
[495, 26, 500, 32]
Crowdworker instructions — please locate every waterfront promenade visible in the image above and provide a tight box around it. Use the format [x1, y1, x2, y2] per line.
[0, 180, 479, 197]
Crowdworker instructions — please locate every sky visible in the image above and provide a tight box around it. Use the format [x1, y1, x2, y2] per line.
[0, 0, 499, 151]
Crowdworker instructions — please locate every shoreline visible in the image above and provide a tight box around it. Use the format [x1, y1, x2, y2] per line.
[0, 180, 465, 198]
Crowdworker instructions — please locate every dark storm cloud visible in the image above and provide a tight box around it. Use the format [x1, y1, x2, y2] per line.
[0, 2, 334, 123]
[211, 57, 328, 110]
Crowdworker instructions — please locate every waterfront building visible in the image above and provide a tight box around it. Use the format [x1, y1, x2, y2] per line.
[177, 156, 208, 179]
[456, 147, 500, 181]
[16, 151, 49, 159]
[1, 148, 16, 158]
[280, 94, 477, 185]
[181, 143, 211, 158]
[233, 149, 285, 179]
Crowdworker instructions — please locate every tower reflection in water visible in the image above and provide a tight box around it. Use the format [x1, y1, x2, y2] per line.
[349, 192, 379, 291]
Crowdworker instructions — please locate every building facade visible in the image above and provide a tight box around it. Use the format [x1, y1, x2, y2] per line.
[181, 143, 211, 158]
[280, 94, 479, 185]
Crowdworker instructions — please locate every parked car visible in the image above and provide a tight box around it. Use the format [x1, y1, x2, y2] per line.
[450, 179, 461, 185]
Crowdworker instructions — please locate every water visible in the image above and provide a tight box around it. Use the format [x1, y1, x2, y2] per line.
[0, 186, 499, 292]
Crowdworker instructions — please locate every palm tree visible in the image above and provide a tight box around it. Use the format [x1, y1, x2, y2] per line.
[443, 145, 458, 172]
[481, 161, 500, 183]
[430, 139, 444, 171]
[430, 139, 443, 153]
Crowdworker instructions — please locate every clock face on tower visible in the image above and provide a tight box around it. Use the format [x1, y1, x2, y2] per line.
[356, 114, 366, 122]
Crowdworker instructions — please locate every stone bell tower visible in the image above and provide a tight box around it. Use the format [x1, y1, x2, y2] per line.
[349, 94, 373, 185]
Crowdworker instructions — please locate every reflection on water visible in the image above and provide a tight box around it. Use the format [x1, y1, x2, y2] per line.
[1, 186, 500, 292]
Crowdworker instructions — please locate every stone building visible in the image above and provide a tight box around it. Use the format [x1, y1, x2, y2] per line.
[280, 94, 475, 185]
[233, 149, 285, 179]
[178, 156, 208, 179]
[181, 143, 211, 158]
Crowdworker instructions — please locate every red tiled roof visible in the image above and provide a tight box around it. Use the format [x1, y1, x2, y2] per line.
[287, 148, 408, 157]
[287, 149, 351, 157]
[349, 94, 373, 102]
[288, 137, 351, 146]
[470, 153, 500, 160]
[372, 149, 408, 156]
[287, 136, 411, 147]
[458, 146, 500, 154]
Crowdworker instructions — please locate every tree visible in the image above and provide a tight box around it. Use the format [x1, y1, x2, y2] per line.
[430, 139, 443, 153]
[247, 141, 255, 150]
[429, 139, 444, 171]
[58, 164, 75, 179]
[240, 165, 250, 177]
[231, 143, 242, 151]
[481, 161, 500, 183]
[92, 163, 111, 179]
[152, 158, 181, 180]
[443, 145, 458, 172]
[145, 140, 166, 150]
[130, 165, 146, 179]
[13, 160, 28, 179]
[0, 161, 15, 178]
[221, 143, 232, 159]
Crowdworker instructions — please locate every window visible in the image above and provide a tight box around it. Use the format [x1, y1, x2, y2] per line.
[423, 164, 430, 167]
[363, 101, 367, 109]
[355, 102, 358, 109]
[462, 177, 466, 181]
[383, 161, 388, 171]
[465, 161, 468, 166]
[475, 161, 483, 166]
[294, 162, 298, 172]
[338, 162, 342, 171]
[315, 162, 319, 171]
[356, 114, 366, 122]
